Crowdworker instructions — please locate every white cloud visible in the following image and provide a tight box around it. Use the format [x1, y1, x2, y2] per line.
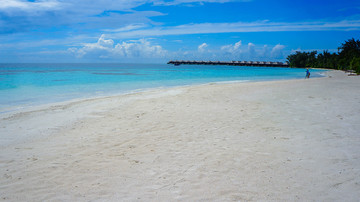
[198, 43, 208, 52]
[0, 0, 246, 15]
[0, 0, 147, 14]
[221, 40, 242, 53]
[108, 20, 360, 39]
[220, 44, 232, 52]
[217, 42, 289, 61]
[102, 23, 149, 32]
[74, 36, 113, 58]
[234, 41, 242, 50]
[153, 0, 250, 6]
[114, 39, 167, 58]
[260, 45, 269, 58]
[0, 0, 62, 14]
[70, 35, 167, 59]
[2, 0, 359, 41]
[271, 44, 285, 58]
[0, 1, 169, 36]
[247, 42, 255, 56]
[215, 41, 290, 61]
[179, 40, 289, 61]
[98, 35, 114, 48]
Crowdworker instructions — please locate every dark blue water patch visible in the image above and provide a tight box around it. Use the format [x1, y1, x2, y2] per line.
[52, 79, 70, 82]
[0, 72, 18, 75]
[34, 71, 50, 73]
[92, 72, 146, 76]
[0, 69, 83, 74]
[35, 69, 84, 73]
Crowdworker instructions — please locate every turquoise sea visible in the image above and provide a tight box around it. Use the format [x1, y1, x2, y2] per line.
[0, 63, 325, 113]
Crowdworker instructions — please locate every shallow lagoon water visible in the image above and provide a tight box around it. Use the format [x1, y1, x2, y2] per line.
[0, 63, 325, 113]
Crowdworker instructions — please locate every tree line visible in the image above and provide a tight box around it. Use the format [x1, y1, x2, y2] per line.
[286, 38, 360, 74]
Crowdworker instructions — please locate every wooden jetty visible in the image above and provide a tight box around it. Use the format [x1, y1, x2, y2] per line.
[167, 60, 289, 67]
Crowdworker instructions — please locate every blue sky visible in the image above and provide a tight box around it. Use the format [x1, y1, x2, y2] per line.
[0, 0, 359, 63]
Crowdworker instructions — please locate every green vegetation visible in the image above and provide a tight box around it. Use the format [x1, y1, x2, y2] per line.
[287, 38, 360, 74]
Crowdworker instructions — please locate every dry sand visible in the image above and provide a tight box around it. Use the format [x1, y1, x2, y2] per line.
[0, 70, 359, 201]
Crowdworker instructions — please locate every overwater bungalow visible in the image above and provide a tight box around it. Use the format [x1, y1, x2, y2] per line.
[167, 60, 289, 67]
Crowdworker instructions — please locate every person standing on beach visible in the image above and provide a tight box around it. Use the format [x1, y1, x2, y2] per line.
[306, 68, 310, 79]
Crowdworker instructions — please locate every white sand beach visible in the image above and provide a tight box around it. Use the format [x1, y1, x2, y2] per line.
[1, 70, 360, 201]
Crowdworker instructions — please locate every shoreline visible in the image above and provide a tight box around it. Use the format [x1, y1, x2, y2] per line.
[0, 70, 327, 119]
[0, 73, 329, 146]
[1, 70, 359, 201]
[0, 65, 327, 116]
[0, 71, 333, 147]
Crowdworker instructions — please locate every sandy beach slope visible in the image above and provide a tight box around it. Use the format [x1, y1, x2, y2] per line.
[1, 70, 359, 201]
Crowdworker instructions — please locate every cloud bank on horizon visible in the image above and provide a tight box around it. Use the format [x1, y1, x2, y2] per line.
[0, 0, 359, 63]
